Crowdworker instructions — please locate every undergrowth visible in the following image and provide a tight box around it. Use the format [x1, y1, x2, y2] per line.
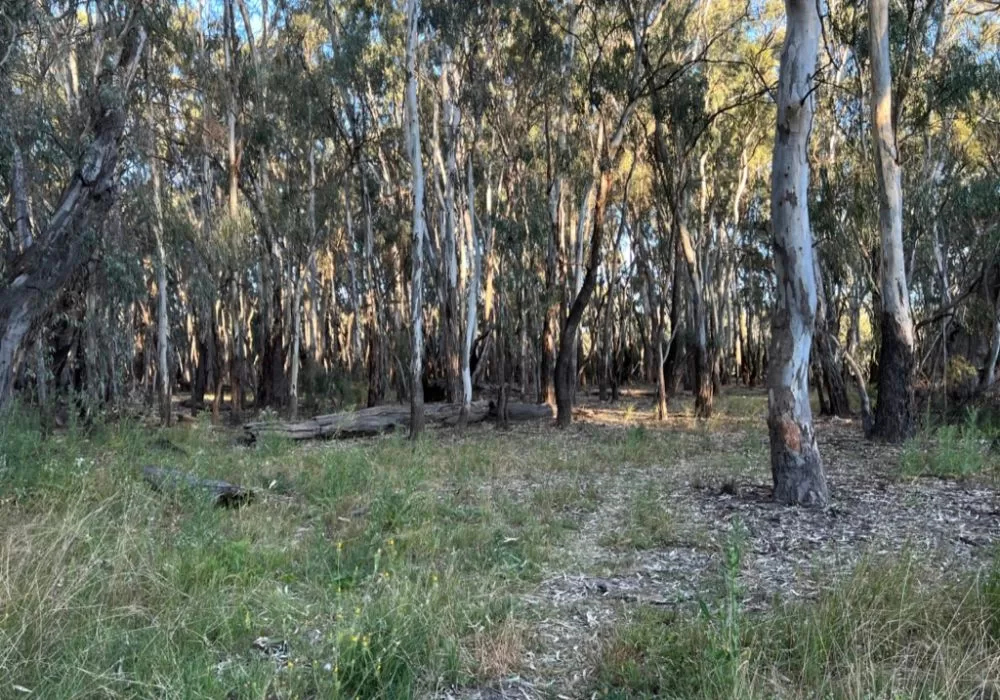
[4, 398, 1000, 698]
[0, 412, 591, 698]
[593, 532, 1000, 700]
[901, 408, 999, 479]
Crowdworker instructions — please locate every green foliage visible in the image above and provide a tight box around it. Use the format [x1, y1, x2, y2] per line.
[900, 409, 998, 479]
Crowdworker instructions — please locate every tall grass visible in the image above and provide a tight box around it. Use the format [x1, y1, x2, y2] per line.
[901, 408, 999, 479]
[593, 549, 1000, 699]
[0, 414, 564, 697]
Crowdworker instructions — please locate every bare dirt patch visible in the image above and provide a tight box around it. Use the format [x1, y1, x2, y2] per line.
[476, 394, 1000, 698]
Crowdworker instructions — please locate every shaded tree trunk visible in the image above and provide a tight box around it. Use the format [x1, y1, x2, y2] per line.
[10, 140, 48, 409]
[555, 165, 611, 427]
[362, 175, 386, 407]
[982, 300, 1000, 390]
[540, 9, 577, 408]
[151, 157, 171, 426]
[675, 210, 712, 419]
[0, 28, 146, 412]
[814, 260, 851, 417]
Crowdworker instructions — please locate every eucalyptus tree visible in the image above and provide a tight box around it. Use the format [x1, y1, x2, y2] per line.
[868, 0, 916, 441]
[405, 0, 428, 437]
[766, 0, 828, 505]
[0, 5, 147, 412]
[552, 0, 671, 427]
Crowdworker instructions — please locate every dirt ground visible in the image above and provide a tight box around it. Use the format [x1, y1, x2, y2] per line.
[436, 388, 1000, 699]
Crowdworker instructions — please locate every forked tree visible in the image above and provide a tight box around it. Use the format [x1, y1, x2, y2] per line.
[0, 24, 146, 412]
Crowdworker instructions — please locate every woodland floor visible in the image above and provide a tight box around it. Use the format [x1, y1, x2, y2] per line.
[2, 388, 1000, 699]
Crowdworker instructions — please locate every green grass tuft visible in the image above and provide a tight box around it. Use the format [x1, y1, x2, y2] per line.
[901, 409, 999, 479]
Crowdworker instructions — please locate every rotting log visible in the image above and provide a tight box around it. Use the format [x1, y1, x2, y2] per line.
[244, 401, 552, 442]
[142, 466, 254, 508]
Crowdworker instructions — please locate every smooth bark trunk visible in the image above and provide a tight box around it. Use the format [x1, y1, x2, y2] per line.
[767, 0, 828, 506]
[555, 168, 610, 426]
[151, 157, 171, 425]
[405, 0, 426, 438]
[459, 151, 481, 428]
[869, 0, 916, 441]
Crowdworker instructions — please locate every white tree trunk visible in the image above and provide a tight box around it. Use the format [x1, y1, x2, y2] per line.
[405, 0, 426, 438]
[289, 263, 305, 420]
[344, 187, 363, 371]
[435, 48, 461, 402]
[676, 210, 712, 418]
[870, 0, 916, 440]
[767, 0, 828, 506]
[983, 302, 1000, 389]
[460, 150, 481, 427]
[11, 141, 48, 408]
[151, 157, 171, 426]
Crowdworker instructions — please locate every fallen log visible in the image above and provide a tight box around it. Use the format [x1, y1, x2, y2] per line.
[493, 401, 554, 422]
[244, 401, 552, 442]
[142, 466, 254, 508]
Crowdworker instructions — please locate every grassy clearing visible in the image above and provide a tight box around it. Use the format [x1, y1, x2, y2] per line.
[0, 405, 708, 698]
[597, 484, 707, 552]
[3, 397, 1000, 698]
[0, 415, 591, 698]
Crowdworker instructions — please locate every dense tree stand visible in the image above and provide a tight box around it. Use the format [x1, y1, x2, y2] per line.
[0, 0, 992, 454]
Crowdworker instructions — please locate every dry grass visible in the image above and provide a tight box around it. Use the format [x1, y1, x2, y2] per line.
[1, 389, 998, 698]
[468, 618, 528, 681]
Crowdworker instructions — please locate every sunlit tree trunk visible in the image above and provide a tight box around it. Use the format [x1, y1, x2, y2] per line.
[870, 0, 916, 441]
[151, 157, 171, 426]
[675, 209, 712, 419]
[404, 0, 426, 438]
[459, 150, 481, 428]
[767, 0, 828, 506]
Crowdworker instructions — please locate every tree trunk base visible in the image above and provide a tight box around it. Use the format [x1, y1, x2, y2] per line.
[768, 410, 828, 506]
[871, 312, 916, 442]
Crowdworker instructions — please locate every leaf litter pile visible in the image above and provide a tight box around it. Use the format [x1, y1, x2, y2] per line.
[438, 394, 1000, 699]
